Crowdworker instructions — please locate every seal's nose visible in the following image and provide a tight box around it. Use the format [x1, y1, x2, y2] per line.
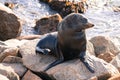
[85, 22, 94, 29]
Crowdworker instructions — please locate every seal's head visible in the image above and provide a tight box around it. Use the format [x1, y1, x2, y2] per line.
[58, 13, 94, 33]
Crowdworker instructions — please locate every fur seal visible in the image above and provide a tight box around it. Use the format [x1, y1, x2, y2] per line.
[36, 13, 94, 73]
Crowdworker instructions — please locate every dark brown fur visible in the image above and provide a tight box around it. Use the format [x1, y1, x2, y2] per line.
[35, 13, 94, 74]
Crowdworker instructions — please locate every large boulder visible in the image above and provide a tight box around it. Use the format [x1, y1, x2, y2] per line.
[90, 36, 120, 62]
[0, 3, 22, 41]
[34, 14, 62, 34]
[46, 55, 119, 80]
[19, 36, 119, 80]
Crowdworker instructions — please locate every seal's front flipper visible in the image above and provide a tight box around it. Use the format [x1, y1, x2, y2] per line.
[79, 52, 95, 73]
[44, 48, 64, 71]
[36, 47, 50, 55]
[44, 59, 64, 72]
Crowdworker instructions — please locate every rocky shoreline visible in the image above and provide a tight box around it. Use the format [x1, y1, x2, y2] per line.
[0, 1, 120, 80]
[0, 33, 120, 80]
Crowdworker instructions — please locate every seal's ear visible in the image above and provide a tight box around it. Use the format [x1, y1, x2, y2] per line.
[85, 22, 94, 29]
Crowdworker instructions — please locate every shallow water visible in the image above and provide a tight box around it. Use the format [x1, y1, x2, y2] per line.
[0, 0, 120, 39]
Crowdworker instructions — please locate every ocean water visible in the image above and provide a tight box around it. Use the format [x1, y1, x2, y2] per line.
[0, 0, 120, 39]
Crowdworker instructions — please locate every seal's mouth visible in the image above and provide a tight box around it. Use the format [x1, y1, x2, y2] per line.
[75, 22, 94, 32]
[85, 22, 94, 29]
[75, 29, 84, 32]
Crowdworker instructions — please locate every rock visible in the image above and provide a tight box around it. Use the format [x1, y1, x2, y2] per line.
[22, 70, 42, 80]
[90, 36, 120, 62]
[48, 0, 87, 17]
[2, 56, 22, 63]
[34, 14, 62, 34]
[0, 74, 9, 80]
[0, 63, 27, 77]
[16, 35, 41, 40]
[0, 3, 22, 41]
[110, 53, 120, 72]
[88, 76, 97, 80]
[0, 46, 19, 62]
[108, 73, 120, 80]
[89, 73, 111, 80]
[4, 39, 28, 47]
[110, 36, 120, 51]
[46, 55, 119, 80]
[4, 2, 15, 9]
[98, 52, 115, 63]
[0, 3, 13, 13]
[0, 64, 20, 80]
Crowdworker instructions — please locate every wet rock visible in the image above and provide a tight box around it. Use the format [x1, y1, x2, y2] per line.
[46, 55, 119, 80]
[110, 53, 120, 72]
[0, 63, 27, 77]
[22, 70, 42, 80]
[0, 74, 9, 80]
[90, 36, 120, 62]
[34, 14, 62, 34]
[0, 3, 22, 41]
[2, 56, 22, 63]
[0, 45, 19, 62]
